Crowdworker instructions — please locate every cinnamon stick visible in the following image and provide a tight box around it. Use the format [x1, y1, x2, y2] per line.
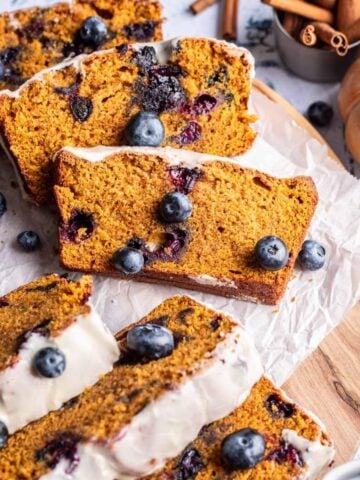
[313, 21, 349, 55]
[310, 0, 337, 10]
[282, 12, 303, 36]
[300, 24, 317, 46]
[344, 17, 360, 44]
[190, 0, 218, 14]
[262, 0, 334, 24]
[337, 0, 360, 31]
[222, 0, 239, 40]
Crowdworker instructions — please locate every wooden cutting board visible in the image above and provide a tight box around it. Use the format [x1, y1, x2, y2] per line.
[253, 79, 360, 466]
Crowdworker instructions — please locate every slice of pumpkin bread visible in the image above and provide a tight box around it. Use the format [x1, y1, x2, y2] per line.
[146, 377, 335, 480]
[0, 274, 119, 436]
[54, 146, 318, 305]
[0, 0, 163, 91]
[0, 295, 263, 479]
[0, 37, 255, 204]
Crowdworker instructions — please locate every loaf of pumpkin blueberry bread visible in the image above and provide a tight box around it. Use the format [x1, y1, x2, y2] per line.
[145, 376, 335, 480]
[0, 274, 119, 437]
[53, 146, 318, 305]
[0, 37, 255, 204]
[0, 0, 163, 91]
[0, 295, 263, 479]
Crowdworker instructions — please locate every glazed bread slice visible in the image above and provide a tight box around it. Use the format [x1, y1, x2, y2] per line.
[53, 146, 318, 305]
[0, 296, 263, 479]
[0, 37, 255, 204]
[0, 274, 119, 435]
[0, 0, 163, 90]
[145, 377, 335, 480]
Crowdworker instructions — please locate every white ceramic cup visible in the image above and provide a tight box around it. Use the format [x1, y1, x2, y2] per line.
[323, 461, 360, 480]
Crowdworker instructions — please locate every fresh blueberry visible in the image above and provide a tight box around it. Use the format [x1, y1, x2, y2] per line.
[0, 421, 8, 449]
[255, 236, 289, 271]
[125, 112, 165, 147]
[17, 231, 41, 252]
[298, 240, 326, 271]
[112, 247, 145, 275]
[221, 428, 265, 470]
[307, 101, 333, 127]
[33, 347, 66, 378]
[160, 192, 192, 223]
[0, 193, 7, 218]
[127, 323, 174, 360]
[79, 16, 108, 46]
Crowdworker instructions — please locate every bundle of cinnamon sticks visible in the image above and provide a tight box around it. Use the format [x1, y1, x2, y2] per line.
[262, 0, 360, 56]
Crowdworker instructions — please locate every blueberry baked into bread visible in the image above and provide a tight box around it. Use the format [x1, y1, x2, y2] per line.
[0, 0, 163, 90]
[146, 377, 335, 480]
[0, 295, 262, 479]
[0, 37, 255, 204]
[53, 146, 318, 305]
[0, 274, 119, 436]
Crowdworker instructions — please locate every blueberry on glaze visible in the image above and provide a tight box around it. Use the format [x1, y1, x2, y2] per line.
[221, 428, 266, 470]
[79, 17, 108, 46]
[112, 247, 145, 275]
[297, 240, 326, 271]
[127, 323, 174, 360]
[255, 236, 289, 271]
[307, 101, 333, 127]
[125, 112, 165, 147]
[33, 347, 66, 378]
[0, 192, 7, 218]
[17, 231, 41, 252]
[0, 421, 8, 449]
[159, 192, 193, 223]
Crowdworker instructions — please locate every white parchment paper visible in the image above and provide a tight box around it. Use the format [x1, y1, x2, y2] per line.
[0, 89, 359, 386]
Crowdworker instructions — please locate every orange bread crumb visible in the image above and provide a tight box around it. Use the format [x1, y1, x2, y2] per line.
[0, 38, 255, 204]
[54, 147, 318, 305]
[0, 0, 163, 90]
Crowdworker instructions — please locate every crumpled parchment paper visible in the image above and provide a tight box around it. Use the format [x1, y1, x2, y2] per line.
[0, 87, 359, 386]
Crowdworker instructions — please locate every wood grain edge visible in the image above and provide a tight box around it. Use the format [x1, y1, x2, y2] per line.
[284, 304, 360, 465]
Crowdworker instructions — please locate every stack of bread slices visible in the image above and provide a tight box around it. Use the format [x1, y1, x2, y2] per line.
[0, 1, 333, 479]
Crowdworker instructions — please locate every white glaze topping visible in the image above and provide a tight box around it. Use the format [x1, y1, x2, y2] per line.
[40, 326, 263, 479]
[282, 429, 335, 480]
[58, 137, 267, 168]
[0, 305, 119, 434]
